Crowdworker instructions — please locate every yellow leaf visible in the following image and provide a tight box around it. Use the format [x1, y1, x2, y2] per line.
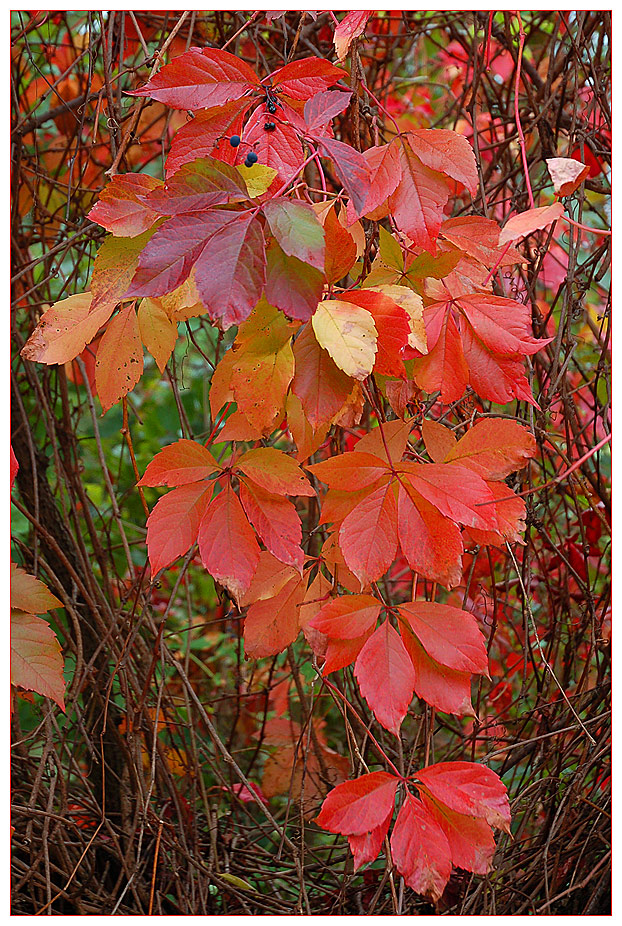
[218, 873, 256, 893]
[311, 299, 377, 380]
[237, 163, 278, 198]
[137, 298, 178, 372]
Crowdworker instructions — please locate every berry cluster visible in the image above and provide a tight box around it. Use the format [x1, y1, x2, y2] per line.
[229, 135, 259, 168]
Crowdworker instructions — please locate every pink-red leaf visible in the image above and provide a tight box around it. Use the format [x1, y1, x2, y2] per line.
[407, 129, 478, 195]
[333, 11, 372, 61]
[317, 137, 370, 214]
[304, 89, 352, 132]
[398, 602, 488, 675]
[339, 480, 398, 587]
[128, 46, 260, 110]
[270, 57, 346, 100]
[239, 480, 304, 572]
[165, 98, 253, 176]
[291, 323, 354, 429]
[396, 483, 464, 588]
[139, 439, 219, 487]
[198, 483, 260, 602]
[415, 761, 511, 832]
[88, 173, 162, 237]
[265, 241, 325, 321]
[146, 482, 212, 576]
[498, 202, 565, 246]
[315, 771, 399, 836]
[354, 620, 416, 735]
[390, 794, 452, 902]
[420, 793, 497, 875]
[348, 810, 392, 871]
[310, 594, 381, 639]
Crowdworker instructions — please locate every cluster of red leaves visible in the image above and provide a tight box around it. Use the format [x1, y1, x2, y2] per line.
[19, 37, 562, 901]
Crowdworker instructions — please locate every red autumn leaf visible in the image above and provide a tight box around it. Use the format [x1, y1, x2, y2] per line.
[315, 770, 399, 836]
[397, 462, 497, 532]
[265, 241, 325, 321]
[198, 483, 260, 602]
[415, 761, 511, 832]
[291, 322, 354, 428]
[239, 479, 304, 572]
[414, 293, 551, 405]
[307, 450, 389, 491]
[125, 211, 230, 299]
[420, 792, 497, 875]
[348, 810, 392, 871]
[498, 202, 565, 246]
[165, 98, 253, 176]
[138, 439, 219, 487]
[357, 142, 402, 217]
[317, 137, 371, 214]
[263, 198, 325, 269]
[440, 215, 523, 269]
[467, 481, 527, 546]
[11, 609, 66, 711]
[340, 289, 411, 377]
[11, 563, 62, 614]
[401, 628, 476, 716]
[354, 620, 416, 735]
[128, 46, 260, 110]
[398, 602, 488, 676]
[353, 417, 413, 465]
[444, 418, 536, 479]
[270, 57, 346, 101]
[238, 550, 299, 607]
[141, 156, 247, 215]
[236, 446, 315, 496]
[323, 633, 374, 674]
[333, 11, 372, 61]
[304, 89, 352, 133]
[243, 572, 306, 657]
[10, 445, 19, 489]
[339, 480, 398, 587]
[146, 482, 212, 576]
[87, 173, 162, 237]
[310, 594, 381, 639]
[396, 482, 464, 588]
[323, 205, 357, 283]
[390, 794, 452, 902]
[241, 106, 303, 185]
[95, 304, 143, 414]
[387, 142, 451, 252]
[421, 418, 457, 463]
[192, 212, 266, 328]
[406, 129, 478, 196]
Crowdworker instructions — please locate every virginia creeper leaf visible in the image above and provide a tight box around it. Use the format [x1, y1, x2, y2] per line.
[11, 610, 65, 710]
[349, 810, 392, 872]
[198, 483, 260, 602]
[21, 293, 112, 366]
[354, 620, 416, 735]
[291, 323, 354, 428]
[339, 480, 398, 587]
[137, 298, 178, 372]
[128, 46, 260, 110]
[415, 761, 511, 832]
[312, 299, 377, 380]
[310, 594, 381, 639]
[263, 198, 325, 269]
[10, 563, 62, 613]
[265, 241, 325, 321]
[95, 304, 143, 413]
[397, 602, 488, 675]
[243, 572, 306, 658]
[138, 439, 219, 487]
[239, 480, 304, 572]
[390, 794, 452, 902]
[498, 202, 565, 246]
[146, 482, 212, 576]
[315, 771, 399, 836]
[88, 173, 162, 237]
[236, 446, 315, 496]
[406, 129, 478, 195]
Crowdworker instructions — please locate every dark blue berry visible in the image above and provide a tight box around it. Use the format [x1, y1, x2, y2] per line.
[229, 134, 241, 147]
[244, 156, 253, 168]
[247, 151, 258, 164]
[264, 121, 276, 131]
